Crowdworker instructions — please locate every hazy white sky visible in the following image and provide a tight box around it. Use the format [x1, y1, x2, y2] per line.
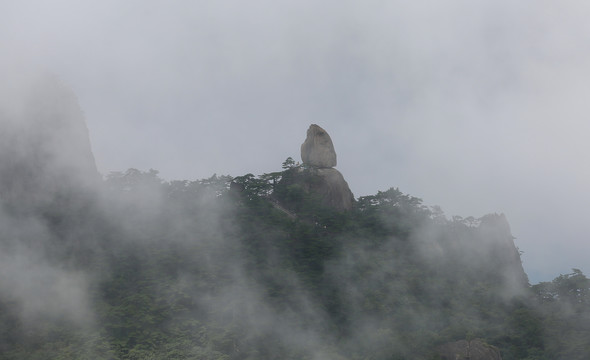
[3, 0, 590, 282]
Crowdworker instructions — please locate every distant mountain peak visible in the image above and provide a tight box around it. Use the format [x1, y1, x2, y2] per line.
[0, 66, 98, 212]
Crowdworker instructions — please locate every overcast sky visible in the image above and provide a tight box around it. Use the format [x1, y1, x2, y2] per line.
[3, 0, 590, 283]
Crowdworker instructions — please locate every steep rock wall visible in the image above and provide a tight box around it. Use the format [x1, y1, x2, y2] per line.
[0, 66, 98, 213]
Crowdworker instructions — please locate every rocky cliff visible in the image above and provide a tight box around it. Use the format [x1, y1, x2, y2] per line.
[477, 213, 530, 290]
[297, 124, 354, 211]
[0, 66, 98, 213]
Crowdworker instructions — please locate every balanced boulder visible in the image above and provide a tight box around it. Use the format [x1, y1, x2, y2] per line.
[287, 124, 353, 211]
[301, 124, 337, 168]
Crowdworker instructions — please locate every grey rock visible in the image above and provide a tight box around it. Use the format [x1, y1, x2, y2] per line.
[309, 168, 354, 211]
[301, 124, 337, 168]
[275, 167, 354, 212]
[477, 214, 530, 292]
[0, 66, 98, 212]
[436, 339, 502, 360]
[276, 124, 353, 211]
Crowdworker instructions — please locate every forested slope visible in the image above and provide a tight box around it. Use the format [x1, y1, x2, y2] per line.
[1, 71, 588, 359]
[1, 166, 588, 359]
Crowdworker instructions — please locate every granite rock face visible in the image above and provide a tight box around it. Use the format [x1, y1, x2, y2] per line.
[289, 124, 353, 211]
[477, 213, 530, 293]
[0, 66, 98, 212]
[306, 168, 354, 211]
[437, 339, 502, 360]
[300, 124, 337, 168]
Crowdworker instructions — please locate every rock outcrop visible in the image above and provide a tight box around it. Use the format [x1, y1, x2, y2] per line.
[294, 124, 353, 211]
[436, 339, 502, 360]
[303, 168, 354, 211]
[0, 65, 98, 213]
[477, 213, 530, 291]
[301, 124, 337, 168]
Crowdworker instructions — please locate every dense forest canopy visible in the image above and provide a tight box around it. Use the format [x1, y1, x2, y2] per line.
[0, 164, 589, 359]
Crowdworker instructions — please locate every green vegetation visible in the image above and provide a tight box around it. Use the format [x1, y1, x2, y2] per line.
[0, 163, 588, 359]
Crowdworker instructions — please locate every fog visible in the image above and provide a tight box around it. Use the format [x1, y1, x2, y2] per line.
[2, 0, 589, 292]
[0, 59, 586, 356]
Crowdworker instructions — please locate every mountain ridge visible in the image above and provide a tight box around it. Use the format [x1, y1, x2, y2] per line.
[0, 74, 588, 359]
